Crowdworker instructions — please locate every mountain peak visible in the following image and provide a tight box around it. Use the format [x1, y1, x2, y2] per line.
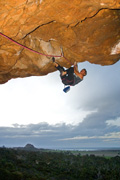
[24, 144, 36, 150]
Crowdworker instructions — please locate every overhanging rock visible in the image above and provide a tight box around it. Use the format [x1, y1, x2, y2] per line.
[0, 0, 120, 84]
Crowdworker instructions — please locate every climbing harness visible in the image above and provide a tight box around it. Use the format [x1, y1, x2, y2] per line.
[62, 76, 74, 93]
[0, 32, 73, 93]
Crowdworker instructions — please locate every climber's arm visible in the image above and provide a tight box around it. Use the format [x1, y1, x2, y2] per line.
[74, 62, 83, 79]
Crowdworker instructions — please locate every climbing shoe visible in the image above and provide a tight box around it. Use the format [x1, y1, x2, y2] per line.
[52, 57, 55, 62]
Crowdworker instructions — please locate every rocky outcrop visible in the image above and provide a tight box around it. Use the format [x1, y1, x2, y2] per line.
[0, 0, 120, 84]
[24, 144, 37, 151]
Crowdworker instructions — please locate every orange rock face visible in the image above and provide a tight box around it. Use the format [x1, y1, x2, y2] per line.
[0, 0, 120, 83]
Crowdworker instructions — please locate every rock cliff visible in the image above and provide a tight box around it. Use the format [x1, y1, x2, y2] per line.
[0, 0, 120, 83]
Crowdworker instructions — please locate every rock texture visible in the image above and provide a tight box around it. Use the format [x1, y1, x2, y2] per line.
[0, 0, 120, 84]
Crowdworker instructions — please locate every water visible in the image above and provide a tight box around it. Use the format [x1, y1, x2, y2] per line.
[50, 147, 120, 151]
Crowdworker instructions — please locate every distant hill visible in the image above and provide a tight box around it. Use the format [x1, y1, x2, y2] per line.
[24, 144, 37, 151]
[13, 144, 46, 152]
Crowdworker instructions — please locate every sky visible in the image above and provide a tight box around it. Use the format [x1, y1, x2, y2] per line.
[0, 60, 120, 149]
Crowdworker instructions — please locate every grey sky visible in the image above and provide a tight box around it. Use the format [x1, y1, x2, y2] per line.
[0, 60, 120, 149]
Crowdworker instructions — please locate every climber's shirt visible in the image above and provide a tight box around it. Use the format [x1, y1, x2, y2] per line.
[72, 74, 82, 86]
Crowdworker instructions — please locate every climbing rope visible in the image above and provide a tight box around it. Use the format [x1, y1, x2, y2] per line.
[0, 32, 72, 65]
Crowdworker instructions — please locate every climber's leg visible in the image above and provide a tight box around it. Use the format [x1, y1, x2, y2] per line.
[52, 57, 67, 76]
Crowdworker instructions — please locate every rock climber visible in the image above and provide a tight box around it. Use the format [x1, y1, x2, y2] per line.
[52, 57, 87, 87]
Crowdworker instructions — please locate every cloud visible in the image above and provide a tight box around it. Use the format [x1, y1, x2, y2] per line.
[59, 132, 120, 141]
[0, 119, 120, 148]
[107, 117, 120, 127]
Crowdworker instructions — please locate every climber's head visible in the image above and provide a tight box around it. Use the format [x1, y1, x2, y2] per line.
[80, 69, 87, 76]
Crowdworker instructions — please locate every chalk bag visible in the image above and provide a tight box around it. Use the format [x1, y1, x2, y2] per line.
[63, 86, 70, 93]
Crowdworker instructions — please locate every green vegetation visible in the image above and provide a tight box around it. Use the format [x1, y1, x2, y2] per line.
[0, 147, 120, 180]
